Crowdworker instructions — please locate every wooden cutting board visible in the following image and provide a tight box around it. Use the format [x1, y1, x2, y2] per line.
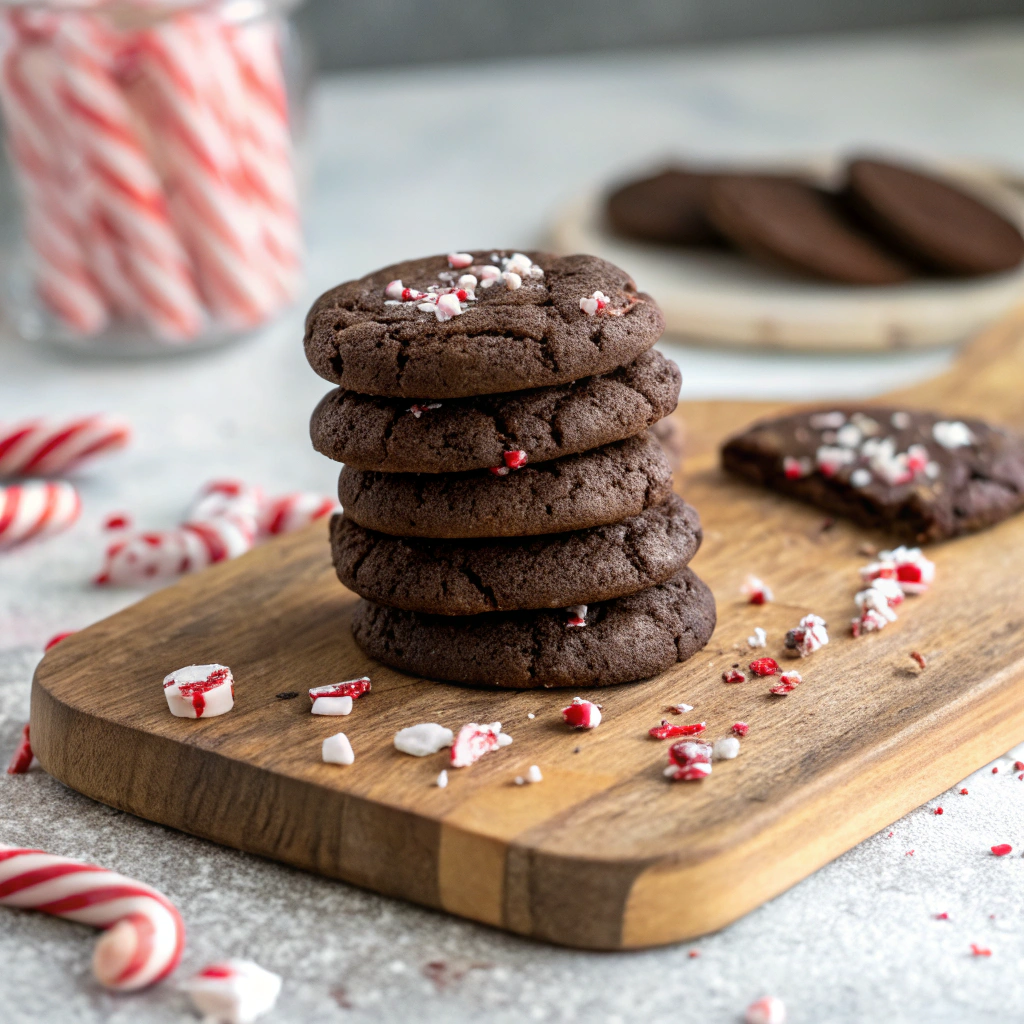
[30, 310, 1024, 951]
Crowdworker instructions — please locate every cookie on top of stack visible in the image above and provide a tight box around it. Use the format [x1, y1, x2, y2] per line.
[304, 251, 716, 689]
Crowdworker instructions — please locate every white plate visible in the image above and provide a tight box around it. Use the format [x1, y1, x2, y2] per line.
[549, 162, 1024, 352]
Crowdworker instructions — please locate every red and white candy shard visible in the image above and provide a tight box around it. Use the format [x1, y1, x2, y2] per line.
[850, 607, 889, 637]
[183, 959, 282, 1024]
[745, 995, 786, 1024]
[6, 723, 33, 774]
[394, 723, 454, 756]
[0, 415, 131, 477]
[164, 665, 234, 719]
[450, 722, 512, 767]
[782, 456, 811, 480]
[740, 574, 774, 604]
[854, 584, 900, 627]
[561, 698, 601, 729]
[815, 445, 856, 477]
[769, 671, 802, 695]
[665, 740, 713, 781]
[0, 844, 184, 991]
[565, 605, 588, 628]
[860, 545, 935, 595]
[579, 290, 610, 316]
[309, 677, 371, 701]
[784, 614, 828, 657]
[447, 252, 474, 269]
[258, 492, 337, 537]
[408, 402, 442, 419]
[0, 481, 80, 548]
[187, 479, 262, 528]
[322, 732, 354, 765]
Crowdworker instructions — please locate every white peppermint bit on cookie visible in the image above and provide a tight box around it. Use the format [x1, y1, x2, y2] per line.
[933, 420, 975, 449]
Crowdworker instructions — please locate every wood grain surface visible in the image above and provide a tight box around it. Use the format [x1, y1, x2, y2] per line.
[30, 309, 1024, 950]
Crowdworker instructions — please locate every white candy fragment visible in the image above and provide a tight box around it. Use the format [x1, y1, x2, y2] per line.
[746, 995, 786, 1024]
[163, 664, 234, 720]
[561, 697, 601, 729]
[385, 279, 405, 300]
[394, 723, 454, 757]
[860, 545, 935, 595]
[457, 274, 477, 289]
[497, 733, 513, 747]
[447, 252, 474, 269]
[671, 703, 694, 714]
[808, 411, 845, 429]
[835, 423, 862, 448]
[436, 770, 448, 788]
[713, 736, 740, 760]
[850, 468, 871, 488]
[784, 614, 828, 657]
[183, 959, 282, 1024]
[504, 271, 522, 290]
[434, 293, 462, 321]
[891, 411, 912, 429]
[322, 733, 354, 765]
[526, 764, 543, 783]
[311, 696, 353, 716]
[932, 421, 974, 449]
[747, 627, 767, 648]
[579, 290, 610, 316]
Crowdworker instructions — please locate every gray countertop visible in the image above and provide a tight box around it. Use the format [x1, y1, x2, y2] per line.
[3, 21, 1024, 1024]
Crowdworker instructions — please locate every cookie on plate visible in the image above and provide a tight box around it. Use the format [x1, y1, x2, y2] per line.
[846, 158, 1024, 276]
[332, 493, 702, 615]
[606, 168, 721, 246]
[351, 566, 717, 689]
[311, 349, 681, 473]
[705, 175, 913, 285]
[304, 251, 665, 398]
[338, 431, 673, 539]
[721, 406, 1024, 542]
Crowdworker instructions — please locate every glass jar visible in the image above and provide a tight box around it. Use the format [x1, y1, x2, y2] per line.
[0, 0, 307, 355]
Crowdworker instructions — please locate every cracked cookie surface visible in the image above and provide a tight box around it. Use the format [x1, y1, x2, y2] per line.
[338, 432, 673, 539]
[350, 565, 717, 689]
[310, 349, 681, 473]
[332, 493, 701, 614]
[304, 251, 665, 398]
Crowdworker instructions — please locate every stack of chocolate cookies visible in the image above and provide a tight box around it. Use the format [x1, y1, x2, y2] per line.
[304, 251, 716, 689]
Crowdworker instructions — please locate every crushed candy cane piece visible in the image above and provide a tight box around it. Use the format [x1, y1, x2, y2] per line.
[561, 698, 601, 729]
[184, 959, 282, 1024]
[933, 421, 974, 449]
[6, 723, 33, 774]
[970, 944, 992, 957]
[668, 740, 713, 768]
[855, 587, 900, 624]
[385, 279, 406, 300]
[322, 733, 354, 765]
[649, 720, 706, 740]
[515, 764, 544, 786]
[732, 722, 749, 737]
[991, 844, 1012, 856]
[579, 290, 610, 316]
[311, 696, 352, 716]
[835, 423, 862, 448]
[815, 445, 856, 477]
[809, 411, 846, 429]
[722, 668, 746, 684]
[669, 703, 694, 714]
[713, 736, 740, 760]
[434, 293, 463, 321]
[451, 722, 506, 768]
[741, 574, 774, 604]
[745, 995, 786, 1024]
[934, 807, 943, 815]
[749, 657, 779, 677]
[44, 631, 75, 651]
[850, 468, 872, 488]
[565, 605, 588, 628]
[911, 651, 927, 669]
[504, 272, 522, 291]
[665, 761, 712, 781]
[782, 455, 812, 479]
[503, 449, 528, 470]
[436, 770, 448, 788]
[747, 627, 767, 648]
[770, 671, 802, 695]
[860, 546, 935, 595]
[851, 607, 890, 637]
[784, 614, 828, 657]
[309, 678, 371, 701]
[163, 665, 234, 719]
[394, 723, 454, 757]
[408, 402, 442, 418]
[447, 252, 474, 269]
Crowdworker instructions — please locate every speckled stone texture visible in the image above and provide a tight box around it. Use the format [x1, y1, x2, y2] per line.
[303, 251, 665, 398]
[310, 348, 681, 473]
[350, 566, 716, 688]
[338, 432, 673, 539]
[331, 493, 702, 614]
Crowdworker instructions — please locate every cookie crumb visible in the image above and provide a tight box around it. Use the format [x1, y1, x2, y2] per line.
[275, 691, 299, 700]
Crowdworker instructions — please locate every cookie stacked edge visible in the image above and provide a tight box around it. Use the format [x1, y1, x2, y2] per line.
[305, 250, 716, 689]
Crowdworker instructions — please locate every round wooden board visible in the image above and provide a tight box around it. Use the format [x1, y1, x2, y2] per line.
[549, 166, 1024, 352]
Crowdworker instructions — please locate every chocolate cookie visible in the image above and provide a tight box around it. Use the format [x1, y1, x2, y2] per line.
[332, 493, 702, 615]
[304, 251, 665, 398]
[310, 349, 681, 473]
[705, 175, 913, 285]
[351, 566, 717, 689]
[845, 158, 1024, 276]
[721, 406, 1024, 543]
[338, 432, 673, 539]
[606, 168, 721, 246]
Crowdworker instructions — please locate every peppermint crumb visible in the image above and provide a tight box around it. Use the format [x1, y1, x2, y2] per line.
[527, 713, 535, 720]
[688, 950, 700, 959]
[526, 765, 543, 784]
[970, 944, 992, 957]
[436, 770, 448, 789]
[990, 844, 1012, 856]
[1015, 761, 1024, 771]
[887, 832, 894, 838]
[960, 788, 968, 795]
[992, 767, 999, 774]
[905, 850, 915, 856]
[276, 691, 299, 700]
[935, 912, 949, 920]
[910, 651, 927, 669]
[934, 807, 943, 815]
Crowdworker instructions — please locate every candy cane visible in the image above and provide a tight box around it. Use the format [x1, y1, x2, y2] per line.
[53, 13, 206, 341]
[0, 845, 185, 990]
[0, 414, 131, 477]
[258, 492, 337, 537]
[0, 481, 80, 547]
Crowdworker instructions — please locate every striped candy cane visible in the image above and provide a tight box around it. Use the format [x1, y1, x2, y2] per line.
[0, 414, 131, 477]
[0, 845, 185, 990]
[0, 481, 80, 547]
[258, 492, 337, 537]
